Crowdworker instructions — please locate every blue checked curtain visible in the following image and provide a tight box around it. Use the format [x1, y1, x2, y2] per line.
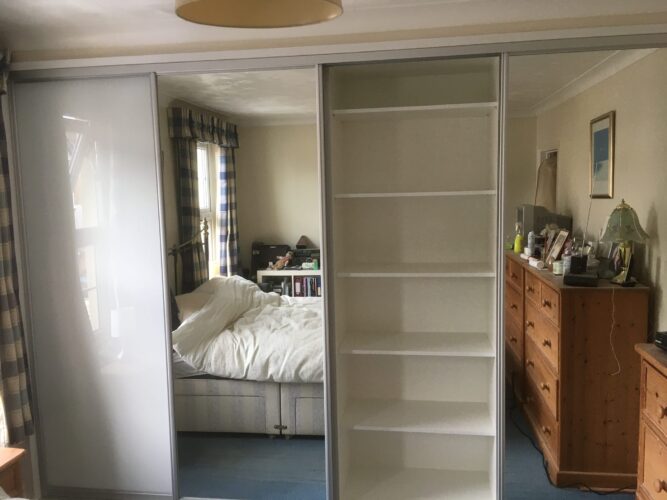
[0, 95, 34, 444]
[219, 147, 239, 276]
[168, 106, 238, 289]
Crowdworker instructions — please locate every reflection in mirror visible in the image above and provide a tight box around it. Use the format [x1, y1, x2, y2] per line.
[504, 48, 664, 499]
[157, 68, 327, 499]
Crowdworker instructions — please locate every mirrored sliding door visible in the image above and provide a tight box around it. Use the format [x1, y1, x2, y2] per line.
[12, 75, 174, 498]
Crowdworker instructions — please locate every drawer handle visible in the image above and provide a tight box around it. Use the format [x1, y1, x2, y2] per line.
[654, 480, 667, 494]
[511, 273, 518, 280]
[541, 425, 551, 436]
[526, 321, 535, 329]
[510, 336, 518, 344]
[526, 360, 534, 368]
[510, 304, 518, 310]
[542, 299, 552, 308]
[542, 339, 552, 348]
[658, 405, 667, 420]
[527, 286, 535, 293]
[540, 382, 550, 392]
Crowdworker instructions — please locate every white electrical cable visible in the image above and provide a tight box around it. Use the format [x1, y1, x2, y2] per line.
[609, 286, 621, 376]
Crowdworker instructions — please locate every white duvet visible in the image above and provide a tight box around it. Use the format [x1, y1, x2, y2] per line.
[172, 276, 324, 383]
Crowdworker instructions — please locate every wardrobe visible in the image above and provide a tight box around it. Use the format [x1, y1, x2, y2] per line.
[8, 54, 502, 499]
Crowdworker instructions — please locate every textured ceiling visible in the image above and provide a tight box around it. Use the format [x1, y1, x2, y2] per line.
[158, 69, 317, 124]
[2, 0, 667, 61]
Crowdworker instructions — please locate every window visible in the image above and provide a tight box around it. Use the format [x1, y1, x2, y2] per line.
[196, 143, 211, 213]
[196, 142, 221, 277]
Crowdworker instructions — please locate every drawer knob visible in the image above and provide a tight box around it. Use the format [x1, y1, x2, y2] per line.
[510, 336, 518, 343]
[542, 339, 552, 348]
[541, 425, 551, 436]
[510, 304, 518, 310]
[526, 360, 535, 368]
[526, 321, 535, 329]
[542, 299, 552, 308]
[654, 479, 666, 493]
[658, 405, 667, 420]
[540, 382, 550, 392]
[511, 273, 518, 280]
[527, 286, 535, 293]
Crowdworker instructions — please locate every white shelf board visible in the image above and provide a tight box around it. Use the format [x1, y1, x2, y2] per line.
[345, 467, 491, 500]
[256, 269, 322, 276]
[332, 102, 498, 121]
[347, 399, 495, 436]
[337, 262, 495, 278]
[334, 189, 496, 199]
[339, 332, 494, 358]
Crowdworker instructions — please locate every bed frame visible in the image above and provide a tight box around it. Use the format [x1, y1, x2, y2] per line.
[173, 377, 324, 437]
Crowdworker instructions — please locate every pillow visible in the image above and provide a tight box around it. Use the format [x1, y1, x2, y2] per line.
[174, 292, 211, 322]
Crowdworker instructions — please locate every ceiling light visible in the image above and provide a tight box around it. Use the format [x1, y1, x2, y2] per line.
[175, 0, 343, 28]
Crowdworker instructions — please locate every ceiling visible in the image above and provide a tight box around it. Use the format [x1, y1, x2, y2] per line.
[2, 0, 667, 62]
[156, 49, 655, 123]
[158, 69, 317, 124]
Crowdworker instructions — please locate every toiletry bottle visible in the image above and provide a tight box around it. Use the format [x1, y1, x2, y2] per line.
[513, 222, 524, 254]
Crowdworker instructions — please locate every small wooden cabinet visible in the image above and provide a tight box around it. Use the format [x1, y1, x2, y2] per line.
[0, 447, 25, 498]
[505, 253, 649, 490]
[635, 344, 667, 500]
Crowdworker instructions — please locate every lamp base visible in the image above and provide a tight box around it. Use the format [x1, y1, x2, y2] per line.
[610, 241, 632, 285]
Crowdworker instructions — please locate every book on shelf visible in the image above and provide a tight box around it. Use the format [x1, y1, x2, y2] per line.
[293, 276, 321, 297]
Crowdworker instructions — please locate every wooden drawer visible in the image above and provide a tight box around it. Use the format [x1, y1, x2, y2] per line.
[639, 422, 667, 500]
[507, 257, 523, 291]
[525, 302, 559, 374]
[540, 283, 560, 326]
[525, 337, 559, 419]
[644, 362, 667, 437]
[506, 347, 524, 402]
[504, 315, 523, 363]
[524, 272, 540, 306]
[524, 377, 559, 457]
[505, 284, 523, 327]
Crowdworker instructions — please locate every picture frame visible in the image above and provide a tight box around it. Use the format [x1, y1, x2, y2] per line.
[546, 230, 570, 265]
[589, 111, 615, 198]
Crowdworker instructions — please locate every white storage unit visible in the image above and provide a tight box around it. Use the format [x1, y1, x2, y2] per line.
[324, 57, 501, 499]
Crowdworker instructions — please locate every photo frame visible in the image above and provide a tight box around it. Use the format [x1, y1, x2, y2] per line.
[590, 111, 615, 198]
[546, 230, 570, 265]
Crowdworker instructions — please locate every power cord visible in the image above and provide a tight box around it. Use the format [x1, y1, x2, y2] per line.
[507, 399, 633, 496]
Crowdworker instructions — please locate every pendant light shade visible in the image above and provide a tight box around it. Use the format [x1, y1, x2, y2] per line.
[175, 0, 343, 28]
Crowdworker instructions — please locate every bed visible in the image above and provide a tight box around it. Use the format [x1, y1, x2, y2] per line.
[171, 275, 325, 437]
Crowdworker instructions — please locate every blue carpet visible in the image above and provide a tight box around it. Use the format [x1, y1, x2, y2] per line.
[504, 400, 634, 500]
[177, 432, 326, 500]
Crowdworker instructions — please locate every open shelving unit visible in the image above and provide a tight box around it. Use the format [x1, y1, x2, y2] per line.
[325, 56, 500, 499]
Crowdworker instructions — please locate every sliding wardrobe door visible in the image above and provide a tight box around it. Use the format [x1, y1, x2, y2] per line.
[12, 75, 174, 497]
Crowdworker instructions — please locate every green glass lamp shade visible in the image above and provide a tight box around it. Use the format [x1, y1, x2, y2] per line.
[600, 199, 649, 243]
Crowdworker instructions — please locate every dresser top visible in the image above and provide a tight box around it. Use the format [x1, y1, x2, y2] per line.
[635, 343, 667, 374]
[506, 252, 649, 291]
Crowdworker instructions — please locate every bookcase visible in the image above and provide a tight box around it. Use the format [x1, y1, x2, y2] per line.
[256, 269, 323, 297]
[324, 57, 501, 499]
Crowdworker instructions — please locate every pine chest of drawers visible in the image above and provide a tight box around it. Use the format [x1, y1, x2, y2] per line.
[504, 253, 649, 489]
[635, 344, 667, 500]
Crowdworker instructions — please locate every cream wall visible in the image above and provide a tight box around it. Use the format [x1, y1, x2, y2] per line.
[535, 48, 667, 332]
[235, 124, 321, 269]
[504, 116, 537, 239]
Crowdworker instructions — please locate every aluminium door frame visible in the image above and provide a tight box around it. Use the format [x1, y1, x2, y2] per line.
[7, 31, 667, 500]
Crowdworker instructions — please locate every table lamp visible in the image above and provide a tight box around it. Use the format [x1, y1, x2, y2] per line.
[600, 199, 649, 284]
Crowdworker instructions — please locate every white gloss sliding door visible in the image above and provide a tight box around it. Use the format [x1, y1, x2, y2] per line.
[13, 75, 174, 497]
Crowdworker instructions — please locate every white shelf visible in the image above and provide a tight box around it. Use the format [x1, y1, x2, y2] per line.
[334, 189, 496, 199]
[337, 262, 495, 278]
[332, 102, 498, 121]
[340, 332, 494, 358]
[345, 467, 492, 500]
[347, 399, 494, 436]
[256, 269, 322, 277]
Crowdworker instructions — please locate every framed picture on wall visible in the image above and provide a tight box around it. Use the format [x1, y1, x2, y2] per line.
[589, 111, 615, 198]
